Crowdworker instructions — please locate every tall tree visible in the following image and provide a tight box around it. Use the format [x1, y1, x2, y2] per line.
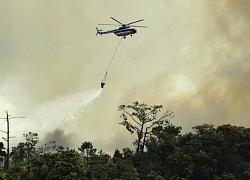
[118, 101, 174, 155]
[23, 132, 39, 163]
[78, 141, 97, 170]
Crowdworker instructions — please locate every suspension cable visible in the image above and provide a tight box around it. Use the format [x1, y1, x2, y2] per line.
[106, 37, 123, 73]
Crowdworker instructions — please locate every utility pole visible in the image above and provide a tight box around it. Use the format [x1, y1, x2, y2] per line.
[0, 110, 25, 171]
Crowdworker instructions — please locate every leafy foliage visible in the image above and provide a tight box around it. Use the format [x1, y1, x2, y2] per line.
[1, 102, 250, 180]
[118, 101, 174, 155]
[47, 149, 85, 180]
[180, 124, 250, 179]
[0, 143, 5, 165]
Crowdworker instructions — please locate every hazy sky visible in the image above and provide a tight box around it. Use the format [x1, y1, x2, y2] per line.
[1, 0, 250, 154]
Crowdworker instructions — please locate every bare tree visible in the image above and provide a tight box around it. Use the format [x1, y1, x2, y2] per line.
[0, 110, 25, 170]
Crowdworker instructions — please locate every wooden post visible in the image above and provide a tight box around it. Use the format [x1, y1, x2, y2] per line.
[0, 110, 25, 171]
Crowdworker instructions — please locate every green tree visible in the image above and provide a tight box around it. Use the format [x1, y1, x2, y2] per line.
[216, 125, 250, 179]
[134, 122, 182, 179]
[112, 157, 139, 179]
[37, 140, 56, 155]
[47, 149, 85, 180]
[28, 156, 48, 180]
[146, 123, 182, 168]
[78, 141, 97, 170]
[11, 142, 26, 164]
[180, 124, 250, 179]
[10, 132, 39, 164]
[122, 147, 134, 163]
[242, 127, 250, 163]
[23, 132, 39, 163]
[113, 148, 123, 159]
[242, 168, 250, 179]
[118, 101, 174, 155]
[5, 163, 27, 180]
[0, 142, 5, 164]
[88, 154, 116, 179]
[164, 151, 193, 179]
[221, 172, 235, 180]
[180, 124, 222, 179]
[23, 132, 39, 179]
[0, 162, 5, 180]
[7, 132, 39, 180]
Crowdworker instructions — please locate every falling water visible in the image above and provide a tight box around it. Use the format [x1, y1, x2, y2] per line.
[22, 89, 102, 134]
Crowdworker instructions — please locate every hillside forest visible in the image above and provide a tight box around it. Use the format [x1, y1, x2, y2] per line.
[0, 102, 250, 180]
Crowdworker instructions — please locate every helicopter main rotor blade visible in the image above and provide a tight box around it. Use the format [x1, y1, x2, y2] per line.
[98, 24, 121, 26]
[130, 25, 147, 28]
[110, 17, 123, 25]
[126, 19, 144, 25]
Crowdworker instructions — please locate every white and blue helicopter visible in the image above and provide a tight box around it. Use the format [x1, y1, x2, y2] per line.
[96, 17, 147, 39]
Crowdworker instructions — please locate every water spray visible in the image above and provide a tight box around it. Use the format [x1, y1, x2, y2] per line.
[25, 89, 102, 134]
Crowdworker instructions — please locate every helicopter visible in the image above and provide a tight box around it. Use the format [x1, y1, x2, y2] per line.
[96, 17, 147, 39]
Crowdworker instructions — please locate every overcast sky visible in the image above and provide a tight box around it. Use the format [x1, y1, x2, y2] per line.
[1, 0, 250, 154]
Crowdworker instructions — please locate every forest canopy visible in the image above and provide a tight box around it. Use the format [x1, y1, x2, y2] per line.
[0, 102, 250, 180]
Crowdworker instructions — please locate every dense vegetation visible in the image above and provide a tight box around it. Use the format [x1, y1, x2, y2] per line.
[0, 102, 250, 179]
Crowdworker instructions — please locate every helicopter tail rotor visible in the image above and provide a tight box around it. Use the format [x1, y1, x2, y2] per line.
[96, 27, 103, 36]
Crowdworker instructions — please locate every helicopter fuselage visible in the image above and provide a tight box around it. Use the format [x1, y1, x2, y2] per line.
[114, 26, 137, 37]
